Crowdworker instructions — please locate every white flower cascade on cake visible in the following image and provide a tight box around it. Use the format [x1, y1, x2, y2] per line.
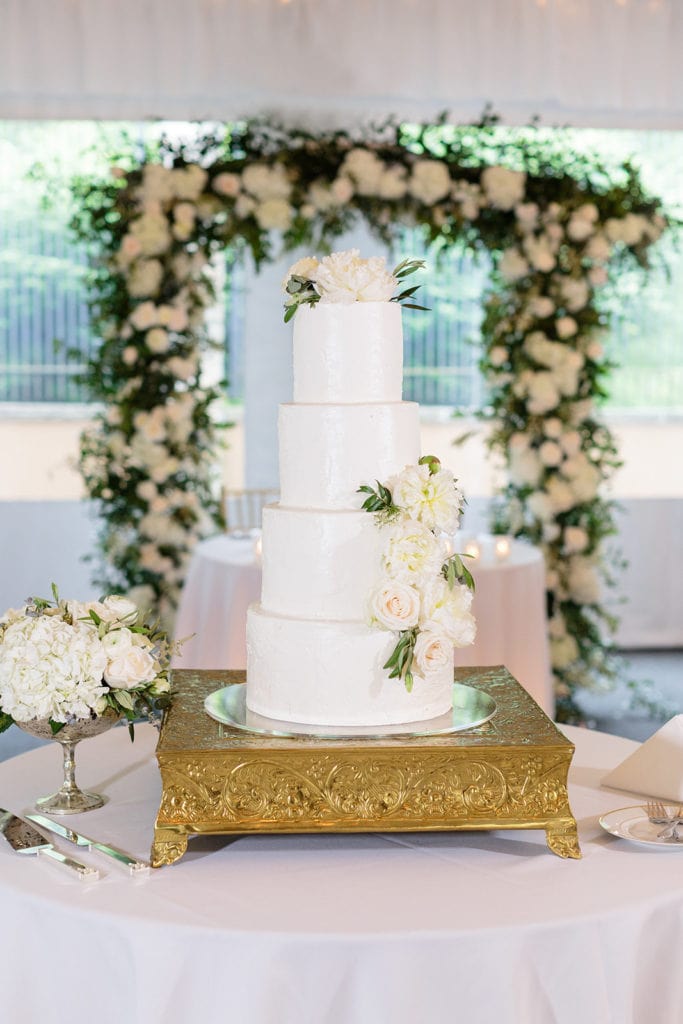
[358, 456, 476, 691]
[0, 588, 175, 735]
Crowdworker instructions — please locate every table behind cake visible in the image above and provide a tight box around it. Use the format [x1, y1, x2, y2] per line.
[173, 534, 553, 715]
[1, 723, 682, 1024]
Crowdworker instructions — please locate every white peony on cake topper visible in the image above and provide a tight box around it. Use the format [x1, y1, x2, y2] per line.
[359, 456, 476, 692]
[282, 248, 428, 321]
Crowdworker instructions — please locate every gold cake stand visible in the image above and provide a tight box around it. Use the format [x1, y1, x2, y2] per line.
[151, 667, 581, 866]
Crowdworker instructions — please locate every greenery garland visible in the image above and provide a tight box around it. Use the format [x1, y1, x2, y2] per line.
[70, 116, 668, 717]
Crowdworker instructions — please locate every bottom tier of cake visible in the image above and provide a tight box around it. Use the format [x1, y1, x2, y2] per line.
[245, 604, 453, 726]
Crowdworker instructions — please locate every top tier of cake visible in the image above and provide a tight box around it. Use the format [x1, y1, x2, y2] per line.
[292, 302, 403, 404]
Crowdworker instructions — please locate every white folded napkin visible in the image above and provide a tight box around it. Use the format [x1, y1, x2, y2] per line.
[602, 714, 683, 803]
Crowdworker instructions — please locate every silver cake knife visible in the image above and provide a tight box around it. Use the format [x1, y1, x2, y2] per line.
[27, 813, 150, 875]
[0, 809, 99, 882]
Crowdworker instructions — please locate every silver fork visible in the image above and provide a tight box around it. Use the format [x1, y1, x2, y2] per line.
[646, 799, 673, 824]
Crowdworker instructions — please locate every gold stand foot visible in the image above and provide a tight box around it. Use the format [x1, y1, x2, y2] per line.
[151, 828, 188, 867]
[546, 820, 581, 859]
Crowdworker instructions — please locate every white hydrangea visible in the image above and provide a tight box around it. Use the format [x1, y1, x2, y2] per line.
[0, 616, 108, 723]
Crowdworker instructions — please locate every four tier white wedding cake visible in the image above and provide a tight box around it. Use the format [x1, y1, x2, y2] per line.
[246, 250, 475, 727]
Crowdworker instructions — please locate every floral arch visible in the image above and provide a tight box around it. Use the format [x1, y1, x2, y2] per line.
[72, 117, 667, 722]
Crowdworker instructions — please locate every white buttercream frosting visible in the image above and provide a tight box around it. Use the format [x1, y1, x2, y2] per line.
[260, 505, 384, 621]
[279, 402, 420, 510]
[292, 301, 403, 403]
[246, 605, 453, 726]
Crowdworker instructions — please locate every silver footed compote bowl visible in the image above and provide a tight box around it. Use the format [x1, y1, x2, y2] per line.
[16, 710, 120, 814]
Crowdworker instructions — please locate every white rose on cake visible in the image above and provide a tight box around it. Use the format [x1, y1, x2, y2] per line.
[390, 462, 463, 534]
[413, 630, 454, 677]
[370, 580, 420, 631]
[314, 249, 397, 304]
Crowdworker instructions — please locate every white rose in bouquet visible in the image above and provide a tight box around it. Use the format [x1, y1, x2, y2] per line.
[390, 463, 463, 534]
[409, 160, 451, 205]
[314, 249, 396, 304]
[413, 630, 454, 677]
[481, 166, 526, 210]
[383, 518, 445, 584]
[104, 645, 158, 689]
[101, 595, 139, 625]
[101, 627, 134, 657]
[420, 577, 476, 648]
[370, 580, 420, 631]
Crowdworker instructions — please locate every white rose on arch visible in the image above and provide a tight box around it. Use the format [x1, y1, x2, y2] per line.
[254, 199, 293, 231]
[499, 248, 529, 282]
[480, 166, 526, 210]
[409, 160, 452, 205]
[340, 148, 384, 196]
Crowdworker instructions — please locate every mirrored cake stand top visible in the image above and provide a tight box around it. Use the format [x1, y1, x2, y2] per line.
[204, 682, 496, 740]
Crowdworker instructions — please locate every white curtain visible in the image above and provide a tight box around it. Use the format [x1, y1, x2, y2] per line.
[1, 0, 682, 127]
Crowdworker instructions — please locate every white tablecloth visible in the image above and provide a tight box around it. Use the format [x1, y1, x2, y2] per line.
[1, 723, 682, 1024]
[174, 535, 553, 713]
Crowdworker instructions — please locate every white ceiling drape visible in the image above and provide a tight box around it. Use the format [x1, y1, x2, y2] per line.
[1, 0, 682, 128]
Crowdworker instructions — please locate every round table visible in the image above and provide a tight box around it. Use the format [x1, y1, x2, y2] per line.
[174, 535, 553, 714]
[1, 724, 682, 1024]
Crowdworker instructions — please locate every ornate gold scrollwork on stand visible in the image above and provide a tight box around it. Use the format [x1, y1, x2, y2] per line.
[152, 668, 581, 864]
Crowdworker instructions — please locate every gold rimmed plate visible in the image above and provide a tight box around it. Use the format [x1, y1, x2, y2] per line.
[204, 682, 496, 739]
[599, 806, 683, 849]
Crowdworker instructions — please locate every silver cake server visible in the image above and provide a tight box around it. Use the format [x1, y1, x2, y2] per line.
[26, 813, 150, 875]
[0, 808, 99, 882]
